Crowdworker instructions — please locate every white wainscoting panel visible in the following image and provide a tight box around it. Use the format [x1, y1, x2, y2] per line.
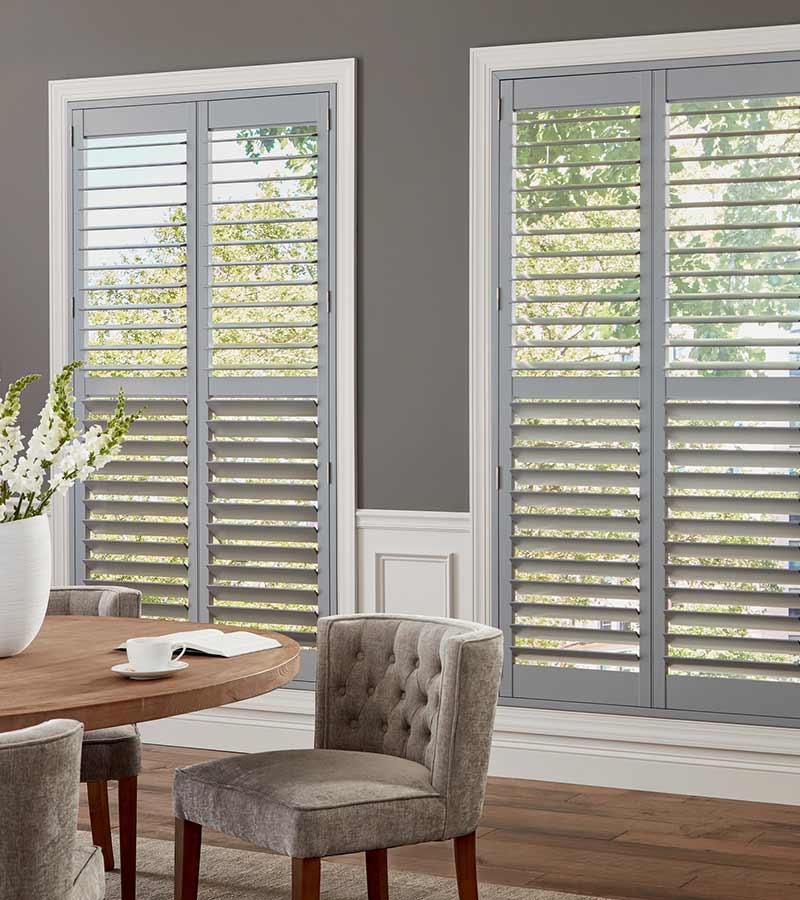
[376, 553, 454, 617]
[356, 509, 472, 619]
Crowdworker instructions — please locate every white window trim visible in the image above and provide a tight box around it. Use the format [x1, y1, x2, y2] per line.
[469, 23, 800, 626]
[48, 58, 357, 611]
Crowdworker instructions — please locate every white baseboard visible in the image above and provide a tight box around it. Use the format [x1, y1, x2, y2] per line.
[140, 690, 315, 754]
[138, 508, 800, 806]
[490, 706, 800, 806]
[139, 689, 800, 806]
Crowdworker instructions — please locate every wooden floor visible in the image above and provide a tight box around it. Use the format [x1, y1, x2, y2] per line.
[78, 744, 800, 900]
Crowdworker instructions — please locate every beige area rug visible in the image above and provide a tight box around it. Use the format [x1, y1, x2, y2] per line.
[77, 833, 609, 900]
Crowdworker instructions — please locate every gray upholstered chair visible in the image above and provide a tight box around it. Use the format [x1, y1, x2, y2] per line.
[0, 719, 105, 900]
[48, 585, 143, 900]
[173, 614, 503, 900]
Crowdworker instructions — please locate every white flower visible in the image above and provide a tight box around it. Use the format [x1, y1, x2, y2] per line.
[1, 364, 136, 523]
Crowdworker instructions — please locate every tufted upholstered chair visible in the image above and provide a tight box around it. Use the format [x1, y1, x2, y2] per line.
[0, 719, 105, 900]
[173, 614, 503, 900]
[48, 586, 143, 900]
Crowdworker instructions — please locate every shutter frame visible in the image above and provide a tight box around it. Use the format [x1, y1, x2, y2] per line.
[493, 55, 800, 720]
[71, 86, 337, 669]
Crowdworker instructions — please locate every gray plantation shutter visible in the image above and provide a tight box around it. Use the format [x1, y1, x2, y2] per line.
[72, 89, 335, 675]
[498, 73, 650, 706]
[661, 62, 800, 719]
[200, 93, 332, 679]
[497, 57, 800, 722]
[73, 103, 194, 618]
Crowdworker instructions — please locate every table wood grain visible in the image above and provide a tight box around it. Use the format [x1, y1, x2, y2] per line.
[0, 616, 300, 732]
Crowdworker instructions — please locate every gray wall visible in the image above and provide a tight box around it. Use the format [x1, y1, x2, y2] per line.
[1, 1, 797, 511]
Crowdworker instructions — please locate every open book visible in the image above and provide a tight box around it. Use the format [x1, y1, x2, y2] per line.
[117, 629, 281, 658]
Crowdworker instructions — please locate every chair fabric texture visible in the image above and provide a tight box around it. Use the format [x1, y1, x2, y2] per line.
[69, 847, 105, 900]
[0, 719, 105, 900]
[48, 585, 143, 784]
[174, 748, 446, 858]
[47, 585, 141, 619]
[174, 614, 503, 859]
[79, 725, 141, 783]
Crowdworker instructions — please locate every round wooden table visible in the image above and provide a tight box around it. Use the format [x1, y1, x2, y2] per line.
[0, 617, 301, 732]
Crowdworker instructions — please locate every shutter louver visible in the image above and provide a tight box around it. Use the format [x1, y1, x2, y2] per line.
[500, 74, 648, 705]
[200, 93, 331, 668]
[74, 104, 193, 619]
[663, 83, 800, 714]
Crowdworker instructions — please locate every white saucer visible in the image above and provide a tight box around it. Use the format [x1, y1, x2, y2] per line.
[111, 660, 189, 680]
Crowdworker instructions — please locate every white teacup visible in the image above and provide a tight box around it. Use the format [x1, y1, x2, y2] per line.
[126, 636, 186, 672]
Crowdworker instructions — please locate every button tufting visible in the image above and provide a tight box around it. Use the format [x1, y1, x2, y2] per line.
[414, 658, 420, 669]
[399, 690, 406, 699]
[382, 723, 388, 733]
[350, 719, 359, 729]
[356, 651, 365, 661]
[337, 686, 346, 696]
[366, 686, 375, 696]
[388, 654, 395, 664]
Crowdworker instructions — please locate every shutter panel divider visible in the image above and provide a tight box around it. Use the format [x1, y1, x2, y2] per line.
[184, 98, 203, 623]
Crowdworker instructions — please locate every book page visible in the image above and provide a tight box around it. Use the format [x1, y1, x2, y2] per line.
[116, 629, 280, 656]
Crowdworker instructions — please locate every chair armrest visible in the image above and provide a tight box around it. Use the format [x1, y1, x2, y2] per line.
[48, 585, 142, 619]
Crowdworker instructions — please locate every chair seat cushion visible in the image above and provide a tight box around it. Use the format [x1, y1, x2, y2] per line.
[80, 725, 141, 783]
[69, 846, 105, 900]
[174, 748, 447, 858]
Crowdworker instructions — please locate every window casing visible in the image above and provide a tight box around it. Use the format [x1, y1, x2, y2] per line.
[493, 56, 800, 723]
[70, 86, 336, 683]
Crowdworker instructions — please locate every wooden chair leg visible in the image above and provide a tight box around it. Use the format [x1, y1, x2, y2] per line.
[118, 776, 138, 900]
[291, 857, 321, 900]
[453, 832, 479, 900]
[365, 848, 389, 900]
[174, 817, 202, 900]
[87, 781, 114, 872]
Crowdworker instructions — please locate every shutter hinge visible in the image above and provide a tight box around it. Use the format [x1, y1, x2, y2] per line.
[70, 125, 75, 147]
[326, 289, 332, 314]
[497, 96, 502, 122]
[496, 465, 502, 491]
[496, 286, 501, 310]
[327, 461, 333, 484]
[327, 107, 331, 131]
[71, 296, 75, 318]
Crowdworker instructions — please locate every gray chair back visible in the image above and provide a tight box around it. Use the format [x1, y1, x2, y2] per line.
[314, 614, 503, 838]
[48, 585, 142, 618]
[0, 719, 84, 899]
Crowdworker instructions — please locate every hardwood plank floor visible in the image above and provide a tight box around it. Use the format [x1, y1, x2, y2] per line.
[78, 744, 800, 900]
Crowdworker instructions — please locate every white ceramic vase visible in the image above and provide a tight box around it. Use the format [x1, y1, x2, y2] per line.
[0, 515, 52, 657]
